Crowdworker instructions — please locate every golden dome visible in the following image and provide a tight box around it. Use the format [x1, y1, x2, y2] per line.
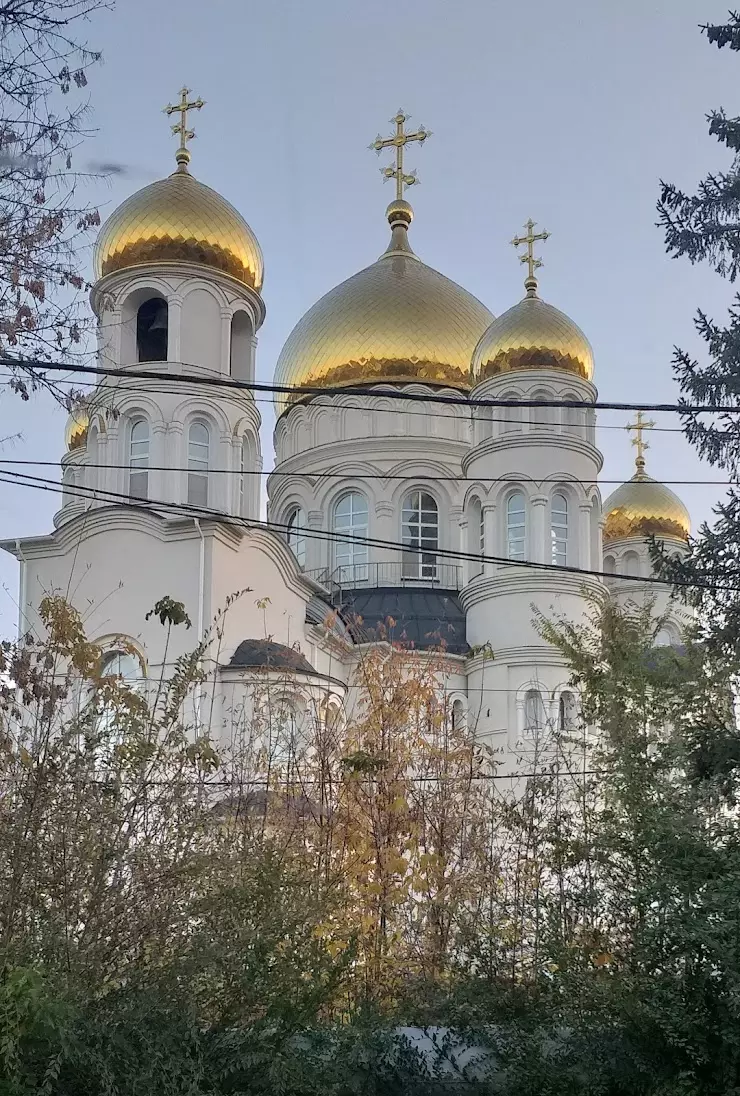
[65, 404, 89, 451]
[93, 168, 263, 291]
[603, 472, 690, 543]
[472, 285, 594, 382]
[273, 203, 493, 407]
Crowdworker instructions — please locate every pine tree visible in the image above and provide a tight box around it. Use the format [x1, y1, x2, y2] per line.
[655, 12, 740, 678]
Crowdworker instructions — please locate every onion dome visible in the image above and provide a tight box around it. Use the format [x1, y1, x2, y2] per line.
[472, 283, 594, 382]
[472, 219, 593, 382]
[273, 199, 493, 407]
[93, 124, 263, 291]
[64, 404, 89, 451]
[603, 434, 690, 543]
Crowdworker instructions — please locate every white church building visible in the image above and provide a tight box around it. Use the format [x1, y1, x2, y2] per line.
[2, 99, 692, 765]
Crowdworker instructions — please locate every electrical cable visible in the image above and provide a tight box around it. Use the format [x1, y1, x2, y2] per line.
[6, 356, 740, 414]
[0, 464, 730, 592]
[0, 457, 735, 488]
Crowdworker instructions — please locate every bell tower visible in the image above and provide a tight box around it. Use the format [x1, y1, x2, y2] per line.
[460, 224, 603, 764]
[57, 89, 265, 527]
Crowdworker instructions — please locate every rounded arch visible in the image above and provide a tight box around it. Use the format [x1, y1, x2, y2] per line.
[530, 387, 555, 432]
[500, 388, 523, 435]
[174, 397, 232, 438]
[230, 309, 254, 382]
[180, 284, 222, 372]
[603, 553, 616, 575]
[331, 489, 370, 583]
[119, 285, 169, 365]
[622, 549, 641, 578]
[401, 488, 440, 580]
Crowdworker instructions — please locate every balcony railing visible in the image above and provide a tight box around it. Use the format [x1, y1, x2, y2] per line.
[307, 560, 463, 592]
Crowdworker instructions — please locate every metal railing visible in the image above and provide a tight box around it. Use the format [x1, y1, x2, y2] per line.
[307, 560, 462, 592]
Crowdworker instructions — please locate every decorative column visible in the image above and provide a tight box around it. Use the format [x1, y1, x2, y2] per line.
[531, 495, 548, 564]
[168, 297, 182, 362]
[220, 308, 231, 375]
[306, 510, 325, 575]
[482, 503, 496, 576]
[150, 423, 168, 503]
[579, 502, 592, 569]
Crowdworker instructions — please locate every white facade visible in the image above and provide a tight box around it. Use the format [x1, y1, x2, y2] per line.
[2, 166, 692, 774]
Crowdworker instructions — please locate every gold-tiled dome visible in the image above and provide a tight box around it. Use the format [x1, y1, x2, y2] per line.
[603, 472, 690, 543]
[64, 404, 89, 451]
[472, 289, 594, 382]
[273, 202, 493, 408]
[93, 169, 263, 291]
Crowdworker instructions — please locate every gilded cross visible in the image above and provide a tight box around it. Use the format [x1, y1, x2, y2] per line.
[626, 410, 655, 472]
[370, 109, 431, 201]
[164, 86, 205, 170]
[511, 218, 550, 285]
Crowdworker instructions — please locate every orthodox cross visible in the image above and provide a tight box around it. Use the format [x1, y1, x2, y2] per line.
[626, 410, 655, 472]
[370, 110, 431, 201]
[511, 219, 550, 289]
[164, 86, 205, 170]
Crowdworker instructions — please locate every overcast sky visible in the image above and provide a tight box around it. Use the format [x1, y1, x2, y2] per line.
[0, 0, 737, 631]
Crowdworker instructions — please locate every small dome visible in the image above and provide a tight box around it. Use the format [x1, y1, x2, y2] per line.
[65, 404, 89, 451]
[472, 290, 594, 382]
[93, 169, 263, 291]
[273, 203, 493, 408]
[603, 472, 690, 543]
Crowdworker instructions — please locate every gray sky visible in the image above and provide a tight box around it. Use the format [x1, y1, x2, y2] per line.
[0, 0, 737, 631]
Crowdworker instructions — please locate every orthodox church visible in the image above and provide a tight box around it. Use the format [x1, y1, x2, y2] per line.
[2, 96, 692, 764]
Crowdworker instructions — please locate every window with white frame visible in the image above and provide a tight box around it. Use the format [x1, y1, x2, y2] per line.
[93, 648, 145, 741]
[558, 690, 577, 732]
[551, 492, 568, 566]
[129, 417, 149, 500]
[402, 490, 439, 579]
[524, 688, 546, 732]
[286, 506, 307, 569]
[507, 492, 526, 561]
[333, 492, 369, 583]
[187, 421, 210, 507]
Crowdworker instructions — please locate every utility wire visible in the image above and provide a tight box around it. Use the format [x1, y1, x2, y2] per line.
[0, 457, 735, 488]
[0, 464, 731, 592]
[11, 369, 699, 434]
[6, 357, 740, 415]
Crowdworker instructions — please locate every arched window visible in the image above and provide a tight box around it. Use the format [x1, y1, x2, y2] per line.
[603, 554, 616, 575]
[230, 310, 253, 381]
[558, 690, 577, 732]
[93, 648, 145, 740]
[655, 627, 676, 648]
[507, 492, 526, 561]
[402, 490, 439, 579]
[524, 689, 546, 732]
[187, 422, 210, 507]
[333, 492, 368, 583]
[551, 493, 568, 566]
[622, 550, 640, 577]
[286, 506, 307, 569]
[451, 698, 465, 733]
[129, 417, 149, 500]
[468, 497, 484, 576]
[136, 297, 168, 363]
[502, 392, 521, 434]
[239, 435, 251, 517]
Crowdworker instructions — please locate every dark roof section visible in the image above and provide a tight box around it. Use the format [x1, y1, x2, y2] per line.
[337, 587, 468, 654]
[227, 639, 315, 674]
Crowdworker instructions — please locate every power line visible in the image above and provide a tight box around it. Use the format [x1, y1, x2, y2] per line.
[9, 369, 700, 435]
[7, 356, 740, 415]
[0, 464, 730, 592]
[1, 458, 732, 488]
